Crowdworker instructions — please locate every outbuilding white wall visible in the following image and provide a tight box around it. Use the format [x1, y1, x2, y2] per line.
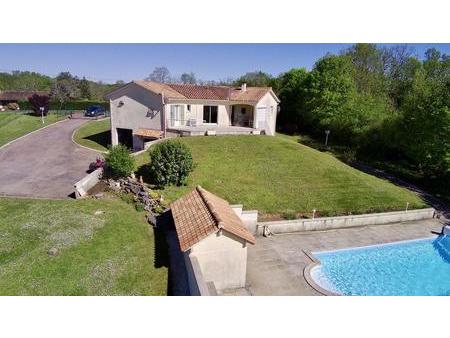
[189, 231, 248, 291]
[108, 83, 164, 150]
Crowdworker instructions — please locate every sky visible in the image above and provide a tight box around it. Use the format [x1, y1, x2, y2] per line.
[0, 43, 448, 83]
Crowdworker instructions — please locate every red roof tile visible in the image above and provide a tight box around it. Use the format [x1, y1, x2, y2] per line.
[170, 186, 255, 252]
[132, 80, 278, 104]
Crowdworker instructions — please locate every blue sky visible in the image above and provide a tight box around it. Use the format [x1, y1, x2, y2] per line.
[0, 44, 448, 83]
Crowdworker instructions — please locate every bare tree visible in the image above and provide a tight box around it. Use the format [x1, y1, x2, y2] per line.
[180, 72, 197, 84]
[146, 67, 171, 83]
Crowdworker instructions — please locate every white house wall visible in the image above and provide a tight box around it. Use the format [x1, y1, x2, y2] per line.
[108, 83, 164, 149]
[166, 100, 231, 127]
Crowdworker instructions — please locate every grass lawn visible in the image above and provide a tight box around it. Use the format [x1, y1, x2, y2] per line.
[0, 195, 168, 295]
[0, 112, 64, 147]
[73, 118, 111, 152]
[136, 135, 426, 219]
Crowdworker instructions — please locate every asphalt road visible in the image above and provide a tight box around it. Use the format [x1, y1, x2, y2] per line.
[0, 118, 99, 198]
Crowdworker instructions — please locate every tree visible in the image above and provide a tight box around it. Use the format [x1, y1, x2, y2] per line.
[277, 68, 310, 132]
[146, 66, 171, 83]
[344, 43, 385, 95]
[307, 55, 358, 139]
[79, 77, 92, 99]
[396, 49, 450, 176]
[50, 72, 79, 110]
[28, 94, 50, 116]
[234, 71, 276, 88]
[180, 72, 197, 84]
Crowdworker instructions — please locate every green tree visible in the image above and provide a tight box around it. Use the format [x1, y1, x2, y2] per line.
[277, 68, 310, 132]
[79, 77, 92, 99]
[234, 71, 277, 89]
[397, 49, 450, 176]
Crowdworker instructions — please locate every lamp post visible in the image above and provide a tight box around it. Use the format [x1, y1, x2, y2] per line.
[325, 130, 330, 147]
[40, 107, 45, 124]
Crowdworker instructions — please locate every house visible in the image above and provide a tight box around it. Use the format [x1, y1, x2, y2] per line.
[105, 81, 280, 151]
[168, 186, 256, 294]
[0, 90, 48, 106]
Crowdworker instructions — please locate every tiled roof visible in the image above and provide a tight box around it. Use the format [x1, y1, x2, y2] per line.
[170, 186, 256, 252]
[0, 91, 48, 101]
[167, 84, 230, 100]
[132, 80, 276, 104]
[133, 128, 164, 139]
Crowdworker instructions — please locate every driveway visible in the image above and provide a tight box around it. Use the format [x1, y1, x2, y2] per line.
[0, 118, 99, 198]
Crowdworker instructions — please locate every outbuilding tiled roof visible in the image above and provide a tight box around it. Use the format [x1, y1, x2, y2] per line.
[132, 80, 278, 104]
[170, 186, 255, 252]
[133, 128, 164, 139]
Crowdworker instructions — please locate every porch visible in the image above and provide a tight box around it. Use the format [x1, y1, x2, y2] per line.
[167, 125, 263, 137]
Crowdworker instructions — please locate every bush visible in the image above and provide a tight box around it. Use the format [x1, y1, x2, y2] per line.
[341, 148, 357, 163]
[104, 145, 135, 179]
[28, 94, 50, 116]
[17, 100, 108, 112]
[135, 203, 145, 212]
[149, 140, 194, 187]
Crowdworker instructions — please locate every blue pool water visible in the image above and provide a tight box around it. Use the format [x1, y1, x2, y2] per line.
[311, 236, 450, 296]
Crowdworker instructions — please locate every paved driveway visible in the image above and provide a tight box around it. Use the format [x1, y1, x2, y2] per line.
[0, 118, 99, 198]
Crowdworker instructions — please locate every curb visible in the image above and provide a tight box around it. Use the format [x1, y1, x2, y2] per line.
[71, 119, 109, 154]
[0, 116, 69, 151]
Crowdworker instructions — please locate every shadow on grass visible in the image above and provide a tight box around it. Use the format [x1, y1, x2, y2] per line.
[154, 210, 173, 295]
[83, 130, 111, 149]
[135, 163, 156, 185]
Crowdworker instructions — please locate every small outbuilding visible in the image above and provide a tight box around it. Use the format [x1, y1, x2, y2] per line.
[170, 186, 256, 294]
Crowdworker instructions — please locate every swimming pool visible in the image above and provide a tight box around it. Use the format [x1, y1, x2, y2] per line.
[310, 235, 450, 296]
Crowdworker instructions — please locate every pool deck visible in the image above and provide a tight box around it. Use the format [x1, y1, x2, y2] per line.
[221, 218, 444, 296]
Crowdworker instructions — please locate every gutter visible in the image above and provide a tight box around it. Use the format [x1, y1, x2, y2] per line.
[161, 92, 166, 138]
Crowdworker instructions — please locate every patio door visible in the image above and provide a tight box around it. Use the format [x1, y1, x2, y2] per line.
[170, 105, 184, 127]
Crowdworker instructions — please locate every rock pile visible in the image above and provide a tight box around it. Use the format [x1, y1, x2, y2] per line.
[106, 176, 167, 225]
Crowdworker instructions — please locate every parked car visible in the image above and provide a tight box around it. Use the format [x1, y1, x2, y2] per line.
[85, 105, 106, 117]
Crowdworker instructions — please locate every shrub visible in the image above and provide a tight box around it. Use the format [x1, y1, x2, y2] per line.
[104, 145, 135, 179]
[149, 140, 194, 187]
[341, 149, 357, 163]
[135, 203, 145, 212]
[28, 94, 50, 116]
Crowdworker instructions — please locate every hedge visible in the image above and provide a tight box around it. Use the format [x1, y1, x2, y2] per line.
[17, 100, 109, 111]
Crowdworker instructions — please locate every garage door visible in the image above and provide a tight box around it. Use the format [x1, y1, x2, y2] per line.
[256, 107, 267, 129]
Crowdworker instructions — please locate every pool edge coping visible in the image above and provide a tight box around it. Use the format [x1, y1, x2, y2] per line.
[303, 250, 341, 296]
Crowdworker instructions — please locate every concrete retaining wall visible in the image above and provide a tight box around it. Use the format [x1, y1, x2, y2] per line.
[231, 204, 258, 234]
[74, 168, 103, 198]
[257, 208, 436, 235]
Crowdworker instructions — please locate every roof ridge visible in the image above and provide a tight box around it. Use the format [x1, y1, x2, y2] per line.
[196, 186, 225, 229]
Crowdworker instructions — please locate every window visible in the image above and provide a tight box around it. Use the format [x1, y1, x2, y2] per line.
[187, 104, 191, 111]
[203, 105, 218, 123]
[241, 107, 246, 115]
[170, 105, 185, 127]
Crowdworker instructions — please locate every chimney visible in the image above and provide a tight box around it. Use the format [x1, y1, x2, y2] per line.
[241, 83, 247, 92]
